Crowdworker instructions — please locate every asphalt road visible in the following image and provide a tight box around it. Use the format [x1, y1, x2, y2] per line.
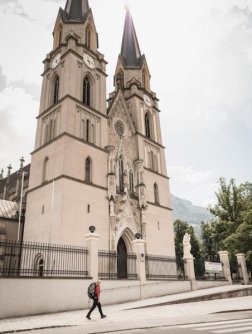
[10, 310, 252, 334]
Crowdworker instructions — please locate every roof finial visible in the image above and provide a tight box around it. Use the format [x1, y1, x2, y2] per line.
[20, 157, 25, 170]
[7, 165, 12, 176]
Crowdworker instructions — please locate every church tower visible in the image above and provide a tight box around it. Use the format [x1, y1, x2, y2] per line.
[24, 0, 110, 246]
[107, 10, 175, 257]
[24, 2, 175, 261]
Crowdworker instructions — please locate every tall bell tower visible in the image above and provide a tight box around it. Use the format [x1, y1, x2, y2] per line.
[107, 10, 175, 257]
[24, 0, 109, 246]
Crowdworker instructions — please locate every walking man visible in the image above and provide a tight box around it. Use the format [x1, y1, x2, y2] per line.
[86, 280, 106, 320]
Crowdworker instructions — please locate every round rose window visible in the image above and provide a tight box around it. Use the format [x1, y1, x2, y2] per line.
[115, 121, 125, 137]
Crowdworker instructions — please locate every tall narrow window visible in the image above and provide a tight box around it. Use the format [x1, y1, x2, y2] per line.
[42, 157, 49, 183]
[148, 151, 152, 169]
[59, 29, 62, 46]
[154, 183, 159, 204]
[145, 112, 152, 139]
[151, 152, 155, 171]
[129, 170, 134, 194]
[85, 157, 92, 182]
[85, 28, 91, 48]
[83, 76, 91, 106]
[53, 76, 59, 105]
[91, 124, 95, 144]
[142, 70, 146, 89]
[86, 119, 90, 142]
[119, 156, 124, 193]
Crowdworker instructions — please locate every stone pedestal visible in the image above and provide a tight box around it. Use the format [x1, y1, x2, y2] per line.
[132, 239, 146, 283]
[183, 256, 196, 291]
[236, 253, 249, 285]
[84, 233, 100, 281]
[218, 251, 232, 284]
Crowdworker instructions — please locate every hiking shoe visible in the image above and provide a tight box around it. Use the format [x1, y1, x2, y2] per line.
[101, 315, 106, 319]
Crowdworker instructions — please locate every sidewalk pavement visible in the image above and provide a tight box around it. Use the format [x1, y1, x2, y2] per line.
[0, 284, 251, 334]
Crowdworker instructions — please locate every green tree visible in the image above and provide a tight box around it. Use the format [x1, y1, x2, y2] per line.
[205, 179, 252, 275]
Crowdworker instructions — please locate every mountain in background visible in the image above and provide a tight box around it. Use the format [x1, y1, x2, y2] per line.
[171, 194, 214, 234]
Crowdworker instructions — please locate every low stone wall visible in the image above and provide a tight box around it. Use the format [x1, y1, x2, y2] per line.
[196, 280, 229, 290]
[0, 278, 228, 319]
[141, 280, 191, 299]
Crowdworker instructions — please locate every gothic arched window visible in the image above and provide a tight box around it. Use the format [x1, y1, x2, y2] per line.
[129, 170, 134, 194]
[154, 183, 159, 204]
[85, 27, 91, 48]
[59, 29, 62, 46]
[53, 75, 60, 105]
[42, 157, 49, 183]
[85, 157, 92, 182]
[83, 76, 91, 106]
[145, 112, 152, 139]
[54, 24, 63, 49]
[119, 156, 124, 193]
[142, 70, 146, 89]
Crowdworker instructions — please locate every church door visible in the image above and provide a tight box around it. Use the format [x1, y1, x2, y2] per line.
[117, 238, 127, 279]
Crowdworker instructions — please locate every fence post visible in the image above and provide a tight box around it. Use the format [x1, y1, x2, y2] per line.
[218, 251, 232, 284]
[236, 253, 249, 285]
[132, 239, 146, 283]
[84, 232, 100, 281]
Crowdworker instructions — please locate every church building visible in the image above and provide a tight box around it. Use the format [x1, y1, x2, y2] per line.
[23, 0, 175, 258]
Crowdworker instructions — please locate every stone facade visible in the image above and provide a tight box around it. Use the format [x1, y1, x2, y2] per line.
[22, 1, 176, 262]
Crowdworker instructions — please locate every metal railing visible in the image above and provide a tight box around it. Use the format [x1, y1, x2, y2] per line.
[98, 250, 137, 280]
[176, 258, 187, 280]
[145, 254, 177, 280]
[0, 240, 89, 278]
[98, 250, 117, 279]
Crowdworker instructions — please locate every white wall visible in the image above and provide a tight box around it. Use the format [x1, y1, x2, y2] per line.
[0, 278, 229, 320]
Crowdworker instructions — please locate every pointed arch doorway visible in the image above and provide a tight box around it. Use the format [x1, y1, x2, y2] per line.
[117, 238, 127, 279]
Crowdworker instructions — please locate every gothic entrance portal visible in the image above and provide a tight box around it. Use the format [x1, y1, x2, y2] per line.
[117, 238, 127, 279]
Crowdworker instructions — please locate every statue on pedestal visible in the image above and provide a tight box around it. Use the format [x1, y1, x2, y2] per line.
[183, 233, 193, 258]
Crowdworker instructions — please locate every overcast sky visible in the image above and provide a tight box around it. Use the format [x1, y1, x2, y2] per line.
[0, 0, 252, 207]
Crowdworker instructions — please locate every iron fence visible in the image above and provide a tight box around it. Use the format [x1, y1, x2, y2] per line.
[98, 250, 117, 279]
[194, 259, 225, 280]
[98, 250, 137, 280]
[0, 240, 89, 278]
[145, 254, 177, 280]
[176, 258, 187, 280]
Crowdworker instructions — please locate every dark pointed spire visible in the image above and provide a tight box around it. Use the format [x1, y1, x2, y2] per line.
[120, 10, 143, 69]
[63, 0, 89, 22]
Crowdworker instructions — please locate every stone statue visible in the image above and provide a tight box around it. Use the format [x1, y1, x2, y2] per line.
[109, 198, 115, 217]
[183, 233, 192, 258]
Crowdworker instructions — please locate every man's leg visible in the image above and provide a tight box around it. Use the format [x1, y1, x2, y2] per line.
[86, 299, 98, 318]
[98, 302, 106, 318]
